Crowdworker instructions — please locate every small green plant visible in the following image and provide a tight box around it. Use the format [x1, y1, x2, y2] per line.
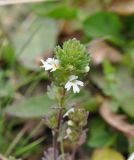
[40, 38, 90, 160]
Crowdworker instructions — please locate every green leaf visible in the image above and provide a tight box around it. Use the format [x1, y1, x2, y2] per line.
[1, 43, 16, 67]
[91, 148, 125, 160]
[5, 90, 92, 119]
[83, 12, 124, 45]
[123, 41, 134, 70]
[5, 94, 55, 118]
[32, 2, 77, 19]
[123, 16, 134, 38]
[87, 118, 115, 148]
[121, 97, 134, 118]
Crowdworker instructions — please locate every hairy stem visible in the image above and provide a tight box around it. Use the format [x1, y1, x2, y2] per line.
[53, 88, 66, 160]
[53, 130, 57, 160]
[60, 138, 65, 160]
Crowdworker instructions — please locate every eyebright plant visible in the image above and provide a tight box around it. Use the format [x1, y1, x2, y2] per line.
[40, 38, 90, 160]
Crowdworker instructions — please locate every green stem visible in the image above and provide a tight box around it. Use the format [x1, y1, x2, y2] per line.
[53, 130, 57, 160]
[60, 138, 65, 160]
[53, 88, 66, 160]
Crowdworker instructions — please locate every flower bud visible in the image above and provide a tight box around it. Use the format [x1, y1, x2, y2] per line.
[85, 66, 90, 72]
[67, 120, 74, 126]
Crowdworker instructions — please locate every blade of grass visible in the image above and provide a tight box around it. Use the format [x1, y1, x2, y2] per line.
[15, 137, 44, 157]
[5, 122, 32, 156]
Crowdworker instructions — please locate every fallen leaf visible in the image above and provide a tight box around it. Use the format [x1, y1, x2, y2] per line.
[109, 0, 134, 16]
[88, 40, 122, 65]
[99, 101, 134, 137]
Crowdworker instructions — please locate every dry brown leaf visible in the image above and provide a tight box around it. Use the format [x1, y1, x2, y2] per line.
[109, 0, 134, 16]
[88, 40, 122, 65]
[99, 101, 134, 137]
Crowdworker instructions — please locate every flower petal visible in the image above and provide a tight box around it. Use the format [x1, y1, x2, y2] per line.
[46, 58, 54, 63]
[40, 59, 46, 67]
[63, 108, 75, 117]
[40, 58, 52, 69]
[76, 80, 84, 86]
[44, 63, 53, 70]
[128, 153, 134, 160]
[54, 59, 60, 66]
[73, 84, 80, 93]
[40, 58, 59, 72]
[50, 67, 57, 72]
[69, 75, 78, 81]
[65, 82, 72, 91]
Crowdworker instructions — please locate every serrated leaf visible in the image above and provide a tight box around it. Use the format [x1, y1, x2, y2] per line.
[5, 94, 55, 118]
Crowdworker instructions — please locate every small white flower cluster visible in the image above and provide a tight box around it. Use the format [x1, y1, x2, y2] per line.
[40, 58, 89, 93]
[128, 153, 134, 160]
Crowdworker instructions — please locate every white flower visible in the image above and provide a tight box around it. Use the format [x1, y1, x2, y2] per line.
[40, 58, 59, 72]
[65, 75, 84, 93]
[63, 108, 74, 118]
[128, 153, 134, 160]
[85, 66, 90, 72]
